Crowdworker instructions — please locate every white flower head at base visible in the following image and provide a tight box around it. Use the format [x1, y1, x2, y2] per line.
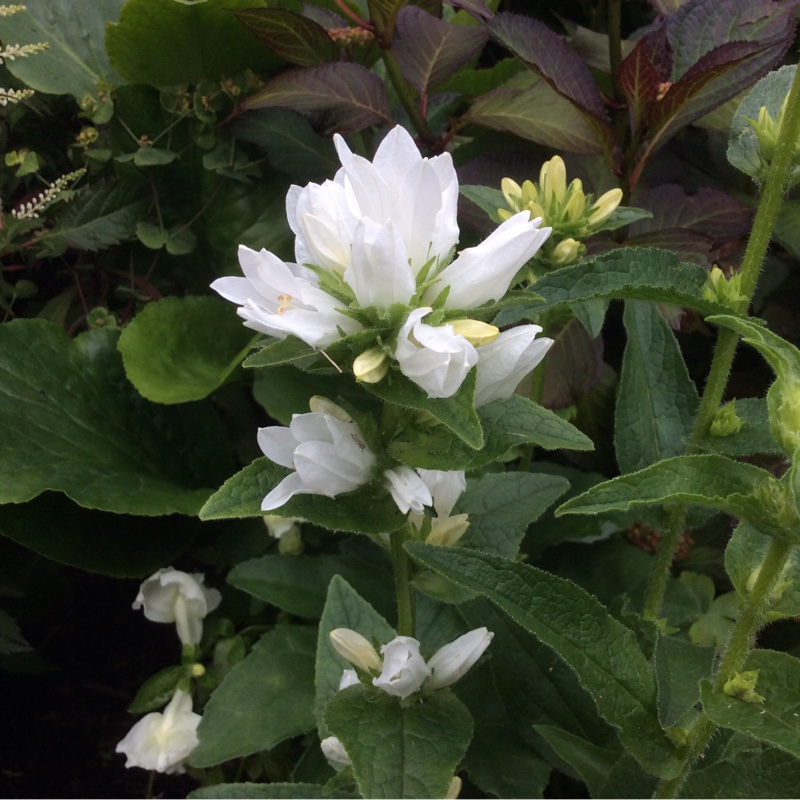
[383, 465, 433, 514]
[133, 568, 221, 646]
[474, 325, 554, 407]
[395, 307, 478, 399]
[411, 469, 470, 547]
[258, 402, 376, 511]
[320, 735, 352, 770]
[210, 245, 361, 348]
[372, 635, 432, 698]
[426, 627, 494, 691]
[115, 690, 200, 774]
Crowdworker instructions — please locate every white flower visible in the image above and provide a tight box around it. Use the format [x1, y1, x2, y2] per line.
[210, 245, 360, 347]
[115, 690, 200, 774]
[474, 325, 554, 407]
[395, 307, 478, 399]
[372, 636, 431, 698]
[339, 668, 361, 690]
[411, 469, 470, 547]
[426, 628, 494, 690]
[263, 514, 302, 540]
[424, 211, 550, 309]
[321, 735, 352, 769]
[383, 465, 433, 514]
[133, 568, 221, 646]
[258, 407, 376, 510]
[329, 628, 382, 672]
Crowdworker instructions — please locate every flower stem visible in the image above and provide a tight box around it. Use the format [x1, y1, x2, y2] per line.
[692, 64, 800, 442]
[654, 536, 793, 798]
[642, 506, 686, 622]
[391, 526, 415, 636]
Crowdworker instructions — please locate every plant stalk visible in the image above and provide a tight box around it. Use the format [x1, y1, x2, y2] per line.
[390, 526, 415, 636]
[642, 506, 686, 622]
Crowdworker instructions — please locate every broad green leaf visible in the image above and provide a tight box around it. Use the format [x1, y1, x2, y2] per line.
[389, 394, 592, 471]
[106, 0, 278, 86]
[325, 685, 473, 799]
[654, 634, 715, 728]
[244, 63, 392, 135]
[460, 185, 504, 224]
[2, 0, 124, 98]
[466, 71, 606, 155]
[235, 9, 339, 67]
[190, 783, 355, 799]
[35, 181, 149, 257]
[557, 454, 795, 542]
[534, 725, 618, 797]
[244, 336, 320, 368]
[0, 320, 233, 516]
[315, 577, 395, 739]
[228, 554, 393, 620]
[682, 747, 800, 799]
[694, 398, 781, 457]
[191, 626, 317, 767]
[406, 544, 683, 778]
[615, 301, 699, 474]
[598, 754, 658, 799]
[0, 494, 197, 577]
[200, 458, 406, 535]
[457, 472, 569, 559]
[118, 297, 256, 404]
[725, 522, 800, 621]
[701, 649, 800, 758]
[127, 665, 185, 714]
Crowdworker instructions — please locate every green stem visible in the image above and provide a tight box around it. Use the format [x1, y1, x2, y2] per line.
[654, 537, 793, 798]
[642, 506, 686, 622]
[380, 48, 436, 146]
[692, 64, 800, 442]
[390, 526, 415, 636]
[607, 0, 623, 105]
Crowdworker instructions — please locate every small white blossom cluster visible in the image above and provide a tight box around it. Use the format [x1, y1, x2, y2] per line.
[11, 167, 85, 219]
[0, 87, 34, 106]
[0, 41, 48, 63]
[0, 5, 27, 17]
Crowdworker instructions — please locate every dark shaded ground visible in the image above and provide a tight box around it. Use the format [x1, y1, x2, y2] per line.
[1, 549, 194, 799]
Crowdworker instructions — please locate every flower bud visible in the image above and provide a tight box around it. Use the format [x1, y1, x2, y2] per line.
[308, 395, 352, 421]
[771, 377, 800, 455]
[190, 663, 206, 677]
[550, 238, 582, 265]
[447, 776, 463, 799]
[540, 155, 567, 205]
[587, 188, 623, 227]
[321, 736, 352, 769]
[353, 346, 390, 383]
[448, 319, 500, 347]
[329, 628, 382, 672]
[723, 670, 765, 704]
[426, 513, 470, 547]
[426, 627, 494, 690]
[563, 180, 586, 221]
[501, 177, 523, 209]
[709, 400, 744, 437]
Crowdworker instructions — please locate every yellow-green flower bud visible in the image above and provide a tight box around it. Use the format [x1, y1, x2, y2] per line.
[563, 180, 586, 222]
[353, 346, 389, 384]
[770, 377, 800, 456]
[702, 266, 747, 308]
[723, 670, 765, 704]
[426, 513, 470, 547]
[190, 663, 206, 677]
[309, 396, 352, 421]
[587, 188, 623, 227]
[501, 177, 523, 210]
[446, 776, 462, 799]
[329, 628, 382, 672]
[550, 238, 582, 265]
[540, 155, 567, 206]
[710, 400, 744, 437]
[449, 319, 500, 347]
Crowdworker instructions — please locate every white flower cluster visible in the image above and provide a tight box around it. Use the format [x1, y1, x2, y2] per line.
[212, 125, 553, 402]
[0, 41, 48, 63]
[0, 87, 34, 106]
[11, 167, 85, 219]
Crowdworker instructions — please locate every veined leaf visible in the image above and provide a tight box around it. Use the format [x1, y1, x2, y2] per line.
[243, 63, 392, 135]
[190, 784, 355, 799]
[708, 314, 800, 378]
[405, 543, 683, 778]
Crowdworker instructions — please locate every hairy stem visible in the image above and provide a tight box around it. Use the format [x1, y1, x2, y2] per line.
[642, 506, 686, 622]
[391, 526, 415, 637]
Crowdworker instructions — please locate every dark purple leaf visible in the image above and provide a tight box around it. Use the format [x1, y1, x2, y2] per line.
[626, 230, 713, 266]
[394, 6, 488, 95]
[243, 63, 392, 135]
[542, 318, 604, 410]
[236, 8, 339, 67]
[486, 12, 608, 121]
[367, 0, 406, 40]
[618, 29, 671, 132]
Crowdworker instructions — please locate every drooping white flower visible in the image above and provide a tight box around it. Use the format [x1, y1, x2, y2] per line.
[474, 325, 554, 407]
[210, 245, 360, 347]
[411, 469, 470, 547]
[321, 735, 352, 769]
[329, 628, 382, 672]
[115, 690, 200, 774]
[133, 568, 221, 646]
[383, 465, 433, 514]
[259, 406, 376, 510]
[426, 628, 494, 690]
[373, 636, 432, 698]
[395, 307, 478, 399]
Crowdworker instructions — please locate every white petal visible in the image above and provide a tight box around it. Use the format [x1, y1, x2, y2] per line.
[416, 469, 466, 519]
[338, 668, 362, 690]
[383, 466, 433, 514]
[257, 426, 300, 468]
[320, 736, 352, 768]
[373, 636, 431, 698]
[427, 628, 494, 690]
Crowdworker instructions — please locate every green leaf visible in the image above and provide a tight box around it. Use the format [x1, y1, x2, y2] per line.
[654, 634, 715, 728]
[2, 0, 124, 98]
[615, 301, 699, 474]
[35, 181, 149, 257]
[557, 454, 793, 542]
[106, 0, 278, 86]
[118, 297, 256, 404]
[199, 458, 406, 535]
[682, 747, 800, 799]
[405, 544, 683, 778]
[694, 398, 781, 457]
[389, 394, 592, 471]
[460, 184, 504, 224]
[315, 576, 395, 740]
[136, 221, 168, 249]
[127, 665, 185, 713]
[133, 147, 178, 166]
[228, 554, 393, 620]
[0, 320, 233, 516]
[325, 685, 474, 800]
[457, 472, 570, 558]
[495, 248, 733, 327]
[190, 783, 355, 799]
[689, 591, 739, 651]
[191, 626, 317, 767]
[701, 649, 800, 758]
[366, 368, 484, 450]
[598, 754, 658, 799]
[244, 336, 320, 368]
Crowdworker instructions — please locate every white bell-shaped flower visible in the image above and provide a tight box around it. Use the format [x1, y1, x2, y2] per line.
[372, 636, 431, 698]
[259, 406, 376, 510]
[133, 568, 221, 646]
[115, 690, 200, 774]
[383, 465, 433, 514]
[411, 469, 470, 547]
[426, 628, 494, 690]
